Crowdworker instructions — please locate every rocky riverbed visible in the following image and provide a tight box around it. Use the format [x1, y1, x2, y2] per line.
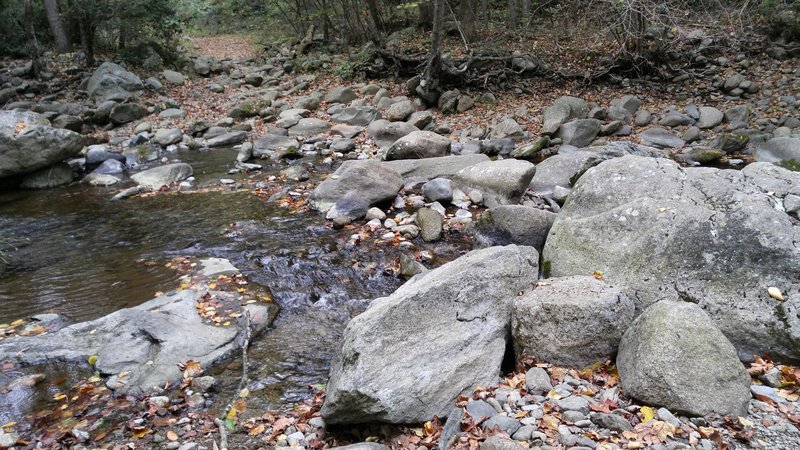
[0, 36, 799, 449]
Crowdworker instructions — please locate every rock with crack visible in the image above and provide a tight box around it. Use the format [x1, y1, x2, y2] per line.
[321, 245, 540, 424]
[543, 156, 800, 360]
[0, 259, 277, 394]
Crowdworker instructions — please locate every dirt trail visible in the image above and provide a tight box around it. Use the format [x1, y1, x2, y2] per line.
[186, 34, 258, 60]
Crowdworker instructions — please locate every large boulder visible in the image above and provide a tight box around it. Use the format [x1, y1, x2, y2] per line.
[0, 259, 276, 394]
[130, 163, 193, 189]
[543, 156, 800, 360]
[475, 205, 556, 254]
[309, 160, 404, 212]
[384, 130, 451, 161]
[542, 96, 589, 135]
[87, 62, 144, 103]
[453, 159, 536, 208]
[0, 110, 84, 178]
[512, 276, 635, 367]
[617, 301, 751, 417]
[321, 245, 541, 424]
[382, 154, 489, 180]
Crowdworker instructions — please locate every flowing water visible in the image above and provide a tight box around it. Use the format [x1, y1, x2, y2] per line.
[0, 148, 472, 422]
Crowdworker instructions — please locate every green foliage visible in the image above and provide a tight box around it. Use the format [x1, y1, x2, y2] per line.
[762, 1, 800, 42]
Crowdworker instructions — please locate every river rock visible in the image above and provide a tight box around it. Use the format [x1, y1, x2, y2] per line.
[110, 103, 148, 125]
[407, 110, 434, 129]
[93, 159, 125, 175]
[422, 178, 453, 202]
[207, 131, 248, 148]
[0, 260, 276, 394]
[331, 106, 381, 126]
[608, 95, 641, 121]
[289, 118, 331, 137]
[489, 118, 525, 141]
[385, 130, 451, 160]
[83, 173, 120, 186]
[154, 128, 183, 146]
[385, 100, 415, 122]
[543, 156, 800, 360]
[310, 160, 403, 212]
[638, 127, 685, 148]
[475, 205, 556, 253]
[86, 145, 126, 166]
[19, 163, 73, 189]
[754, 137, 800, 167]
[556, 119, 601, 148]
[162, 69, 185, 85]
[543, 96, 589, 135]
[512, 276, 635, 367]
[253, 135, 300, 159]
[326, 86, 357, 104]
[383, 154, 490, 179]
[366, 120, 418, 148]
[617, 301, 751, 417]
[0, 110, 84, 178]
[453, 159, 536, 208]
[131, 163, 193, 189]
[415, 207, 443, 241]
[528, 151, 594, 195]
[659, 110, 693, 127]
[87, 62, 144, 103]
[697, 106, 724, 129]
[321, 245, 540, 424]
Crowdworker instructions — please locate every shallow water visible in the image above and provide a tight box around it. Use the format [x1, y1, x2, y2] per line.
[0, 149, 472, 421]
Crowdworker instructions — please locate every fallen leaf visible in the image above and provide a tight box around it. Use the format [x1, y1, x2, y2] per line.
[640, 406, 655, 423]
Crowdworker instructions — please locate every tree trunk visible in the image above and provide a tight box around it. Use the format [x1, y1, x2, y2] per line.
[365, 0, 383, 32]
[506, 0, 519, 29]
[459, 0, 477, 41]
[423, 0, 445, 88]
[23, 0, 43, 77]
[44, 0, 70, 53]
[76, 8, 94, 65]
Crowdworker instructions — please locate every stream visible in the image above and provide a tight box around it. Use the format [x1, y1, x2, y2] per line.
[0, 148, 472, 424]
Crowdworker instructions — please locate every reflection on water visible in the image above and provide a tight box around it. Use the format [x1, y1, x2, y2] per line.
[0, 150, 472, 421]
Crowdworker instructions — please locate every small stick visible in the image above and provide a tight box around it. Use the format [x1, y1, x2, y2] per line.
[214, 418, 229, 450]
